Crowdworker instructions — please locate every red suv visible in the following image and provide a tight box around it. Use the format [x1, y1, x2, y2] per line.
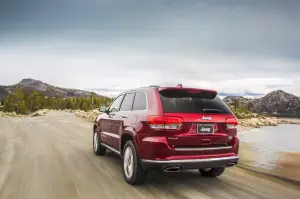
[93, 85, 239, 185]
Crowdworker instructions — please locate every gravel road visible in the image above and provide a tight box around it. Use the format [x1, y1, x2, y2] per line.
[0, 111, 300, 199]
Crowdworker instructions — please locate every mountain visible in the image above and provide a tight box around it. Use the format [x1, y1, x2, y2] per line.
[0, 78, 101, 98]
[250, 90, 300, 117]
[2, 79, 300, 117]
[223, 90, 300, 117]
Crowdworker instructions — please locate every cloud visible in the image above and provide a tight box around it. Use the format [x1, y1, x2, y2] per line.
[1, 45, 299, 96]
[0, 0, 300, 96]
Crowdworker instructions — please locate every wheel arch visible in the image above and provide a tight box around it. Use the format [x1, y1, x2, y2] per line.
[120, 130, 139, 157]
[93, 124, 97, 134]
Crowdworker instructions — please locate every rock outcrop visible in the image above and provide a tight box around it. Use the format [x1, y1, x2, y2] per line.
[237, 117, 300, 132]
[249, 90, 300, 117]
[75, 109, 100, 122]
[223, 90, 300, 117]
[30, 109, 49, 117]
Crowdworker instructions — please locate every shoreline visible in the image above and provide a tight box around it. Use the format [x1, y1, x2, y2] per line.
[2, 109, 300, 130]
[237, 117, 300, 132]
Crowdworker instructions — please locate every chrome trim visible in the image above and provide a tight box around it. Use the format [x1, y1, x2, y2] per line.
[196, 123, 215, 135]
[101, 131, 120, 139]
[145, 91, 149, 111]
[101, 143, 121, 155]
[174, 146, 232, 151]
[141, 156, 239, 164]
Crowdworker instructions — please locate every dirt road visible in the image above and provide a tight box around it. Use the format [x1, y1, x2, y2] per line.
[1, 111, 299, 199]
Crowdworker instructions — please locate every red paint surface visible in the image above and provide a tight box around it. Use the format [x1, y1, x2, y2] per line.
[96, 86, 239, 162]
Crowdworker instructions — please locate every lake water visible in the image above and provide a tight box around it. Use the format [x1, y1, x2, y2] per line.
[238, 124, 300, 170]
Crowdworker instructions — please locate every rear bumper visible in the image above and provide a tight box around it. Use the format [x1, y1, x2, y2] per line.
[141, 156, 239, 170]
[137, 135, 239, 160]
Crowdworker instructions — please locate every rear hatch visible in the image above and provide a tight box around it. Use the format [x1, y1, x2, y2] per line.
[148, 87, 238, 152]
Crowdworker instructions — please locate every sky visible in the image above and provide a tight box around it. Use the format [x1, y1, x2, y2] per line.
[1, 0, 300, 97]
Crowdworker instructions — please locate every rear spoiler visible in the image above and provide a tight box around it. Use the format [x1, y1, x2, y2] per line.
[158, 87, 218, 100]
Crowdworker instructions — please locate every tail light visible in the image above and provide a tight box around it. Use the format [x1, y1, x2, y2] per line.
[225, 117, 238, 129]
[147, 115, 183, 130]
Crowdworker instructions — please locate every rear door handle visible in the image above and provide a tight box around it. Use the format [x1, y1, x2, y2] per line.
[121, 114, 128, 118]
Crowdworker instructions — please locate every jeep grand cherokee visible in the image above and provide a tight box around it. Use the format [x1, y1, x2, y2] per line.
[93, 85, 239, 185]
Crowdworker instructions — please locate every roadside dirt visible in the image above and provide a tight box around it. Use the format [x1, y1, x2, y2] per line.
[0, 111, 300, 199]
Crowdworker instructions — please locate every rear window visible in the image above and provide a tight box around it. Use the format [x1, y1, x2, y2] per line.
[159, 89, 232, 114]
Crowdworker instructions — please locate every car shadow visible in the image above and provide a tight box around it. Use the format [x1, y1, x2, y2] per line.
[91, 151, 297, 198]
[99, 151, 224, 185]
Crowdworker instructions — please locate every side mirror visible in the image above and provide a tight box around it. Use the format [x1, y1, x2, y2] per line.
[99, 105, 107, 113]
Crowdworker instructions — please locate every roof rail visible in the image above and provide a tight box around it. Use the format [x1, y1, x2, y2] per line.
[148, 85, 160, 88]
[138, 85, 160, 89]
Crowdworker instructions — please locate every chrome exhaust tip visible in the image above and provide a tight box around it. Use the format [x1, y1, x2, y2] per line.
[164, 166, 181, 172]
[227, 162, 237, 167]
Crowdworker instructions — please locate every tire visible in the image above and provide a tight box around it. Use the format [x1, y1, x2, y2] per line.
[199, 167, 225, 177]
[93, 131, 106, 156]
[122, 140, 147, 185]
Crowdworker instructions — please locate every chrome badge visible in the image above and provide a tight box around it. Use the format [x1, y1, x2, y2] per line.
[201, 116, 212, 121]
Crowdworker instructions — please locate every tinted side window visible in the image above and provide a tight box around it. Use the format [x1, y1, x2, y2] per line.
[132, 92, 147, 110]
[119, 93, 135, 111]
[108, 95, 124, 112]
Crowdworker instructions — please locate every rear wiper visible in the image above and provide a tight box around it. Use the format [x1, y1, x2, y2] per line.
[202, 108, 223, 113]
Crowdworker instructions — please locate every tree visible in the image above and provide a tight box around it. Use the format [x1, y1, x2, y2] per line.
[58, 99, 66, 110]
[15, 88, 25, 114]
[19, 101, 28, 114]
[82, 99, 89, 111]
[0, 89, 113, 113]
[0, 98, 4, 108]
[3, 94, 15, 112]
[295, 105, 300, 117]
[245, 101, 254, 112]
[232, 99, 240, 111]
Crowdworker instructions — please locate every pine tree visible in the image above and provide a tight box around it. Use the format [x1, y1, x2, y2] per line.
[0, 89, 113, 113]
[3, 94, 15, 112]
[19, 101, 28, 114]
[15, 88, 25, 114]
[82, 99, 89, 111]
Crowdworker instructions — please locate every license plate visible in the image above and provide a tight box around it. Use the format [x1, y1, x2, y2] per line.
[196, 124, 214, 134]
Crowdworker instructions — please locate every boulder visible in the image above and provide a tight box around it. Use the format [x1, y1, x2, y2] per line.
[75, 109, 100, 122]
[30, 109, 48, 117]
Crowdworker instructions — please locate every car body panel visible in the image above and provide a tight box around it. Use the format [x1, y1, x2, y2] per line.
[95, 86, 239, 169]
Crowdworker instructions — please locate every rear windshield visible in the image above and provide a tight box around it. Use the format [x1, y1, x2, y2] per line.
[159, 89, 232, 114]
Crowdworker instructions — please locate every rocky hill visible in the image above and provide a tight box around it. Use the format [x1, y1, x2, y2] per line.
[223, 96, 251, 106]
[0, 78, 101, 98]
[250, 90, 300, 117]
[223, 90, 300, 117]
